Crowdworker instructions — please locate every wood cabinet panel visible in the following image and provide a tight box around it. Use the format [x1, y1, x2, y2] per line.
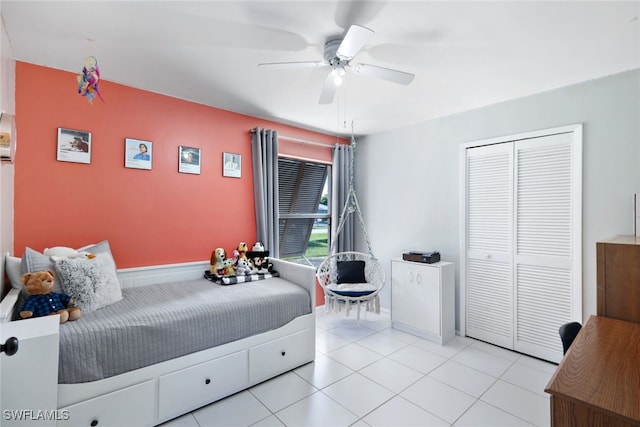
[597, 236, 640, 322]
[545, 316, 640, 426]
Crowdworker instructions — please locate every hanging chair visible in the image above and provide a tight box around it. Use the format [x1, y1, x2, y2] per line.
[316, 251, 385, 321]
[316, 128, 385, 322]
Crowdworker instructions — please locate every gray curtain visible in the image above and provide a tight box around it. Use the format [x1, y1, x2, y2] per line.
[331, 144, 355, 253]
[251, 128, 279, 258]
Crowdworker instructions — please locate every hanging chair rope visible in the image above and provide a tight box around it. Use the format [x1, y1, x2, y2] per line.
[329, 125, 377, 260]
[318, 123, 384, 324]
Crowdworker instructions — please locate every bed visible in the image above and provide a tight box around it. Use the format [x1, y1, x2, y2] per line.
[0, 254, 316, 427]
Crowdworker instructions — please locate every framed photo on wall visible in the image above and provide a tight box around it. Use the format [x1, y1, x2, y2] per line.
[57, 127, 91, 164]
[179, 145, 201, 174]
[125, 138, 152, 170]
[0, 113, 16, 163]
[223, 152, 241, 178]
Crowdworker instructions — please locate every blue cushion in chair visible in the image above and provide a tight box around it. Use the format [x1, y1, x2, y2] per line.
[336, 260, 366, 284]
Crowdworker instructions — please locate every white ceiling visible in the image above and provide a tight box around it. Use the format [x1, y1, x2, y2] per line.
[2, 1, 639, 137]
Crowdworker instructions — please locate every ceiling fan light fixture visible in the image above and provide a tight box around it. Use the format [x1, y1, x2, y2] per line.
[259, 24, 414, 104]
[331, 66, 346, 86]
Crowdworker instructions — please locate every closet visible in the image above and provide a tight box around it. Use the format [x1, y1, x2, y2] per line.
[460, 124, 582, 363]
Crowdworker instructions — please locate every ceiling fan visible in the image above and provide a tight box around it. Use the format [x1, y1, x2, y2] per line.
[258, 25, 415, 104]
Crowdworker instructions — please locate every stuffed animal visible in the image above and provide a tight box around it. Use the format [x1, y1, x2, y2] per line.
[253, 256, 272, 273]
[19, 270, 81, 324]
[209, 247, 227, 275]
[249, 242, 270, 273]
[236, 242, 249, 262]
[222, 258, 236, 276]
[235, 258, 253, 275]
[44, 246, 96, 262]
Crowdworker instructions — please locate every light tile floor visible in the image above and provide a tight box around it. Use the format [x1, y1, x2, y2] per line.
[161, 310, 556, 427]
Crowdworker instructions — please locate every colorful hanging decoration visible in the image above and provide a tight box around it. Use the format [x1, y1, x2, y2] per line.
[77, 56, 104, 103]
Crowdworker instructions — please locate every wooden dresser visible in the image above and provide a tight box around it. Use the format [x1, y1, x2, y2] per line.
[545, 316, 640, 427]
[597, 235, 640, 322]
[545, 236, 640, 426]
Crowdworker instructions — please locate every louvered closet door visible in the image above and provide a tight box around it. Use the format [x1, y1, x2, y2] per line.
[465, 143, 514, 349]
[514, 133, 579, 363]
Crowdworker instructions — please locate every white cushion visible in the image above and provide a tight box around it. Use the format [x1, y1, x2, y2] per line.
[327, 282, 377, 297]
[5, 255, 23, 293]
[55, 253, 122, 312]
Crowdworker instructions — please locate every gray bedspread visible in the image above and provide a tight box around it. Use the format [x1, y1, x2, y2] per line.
[58, 277, 311, 384]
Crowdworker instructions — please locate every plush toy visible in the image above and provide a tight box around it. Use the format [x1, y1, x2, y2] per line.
[222, 258, 236, 276]
[249, 242, 271, 273]
[43, 246, 96, 262]
[236, 242, 249, 262]
[235, 258, 253, 275]
[209, 247, 227, 275]
[19, 270, 81, 324]
[253, 256, 272, 273]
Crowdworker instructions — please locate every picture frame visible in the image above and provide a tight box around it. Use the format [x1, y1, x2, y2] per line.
[125, 138, 152, 170]
[57, 127, 92, 164]
[0, 113, 16, 163]
[179, 145, 201, 174]
[223, 152, 241, 178]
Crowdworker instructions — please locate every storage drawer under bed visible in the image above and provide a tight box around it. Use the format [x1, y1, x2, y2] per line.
[59, 380, 155, 427]
[249, 329, 314, 383]
[157, 350, 249, 421]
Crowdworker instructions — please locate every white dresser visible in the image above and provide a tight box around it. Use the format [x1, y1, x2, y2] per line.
[391, 258, 455, 344]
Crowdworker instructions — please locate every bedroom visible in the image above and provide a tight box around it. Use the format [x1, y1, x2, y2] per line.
[1, 1, 640, 427]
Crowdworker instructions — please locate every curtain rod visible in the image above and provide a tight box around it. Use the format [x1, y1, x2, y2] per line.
[249, 129, 336, 148]
[280, 135, 335, 148]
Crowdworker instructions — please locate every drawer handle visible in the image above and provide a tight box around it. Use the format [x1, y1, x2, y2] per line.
[205, 378, 211, 385]
[281, 351, 286, 357]
[90, 420, 99, 427]
[0, 337, 18, 356]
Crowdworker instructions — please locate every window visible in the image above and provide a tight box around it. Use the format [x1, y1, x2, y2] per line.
[278, 157, 330, 266]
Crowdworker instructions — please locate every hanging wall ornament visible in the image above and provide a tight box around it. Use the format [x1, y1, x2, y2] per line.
[77, 56, 104, 103]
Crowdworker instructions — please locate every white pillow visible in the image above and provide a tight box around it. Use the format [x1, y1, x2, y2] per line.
[5, 255, 23, 292]
[20, 240, 117, 293]
[55, 253, 122, 313]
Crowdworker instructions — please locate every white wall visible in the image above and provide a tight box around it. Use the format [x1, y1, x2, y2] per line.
[0, 0, 16, 298]
[356, 69, 640, 330]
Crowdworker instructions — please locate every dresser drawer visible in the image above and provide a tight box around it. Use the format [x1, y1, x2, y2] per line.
[158, 350, 248, 420]
[249, 329, 314, 383]
[59, 380, 155, 427]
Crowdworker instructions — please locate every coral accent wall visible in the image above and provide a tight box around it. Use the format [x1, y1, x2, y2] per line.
[14, 62, 341, 281]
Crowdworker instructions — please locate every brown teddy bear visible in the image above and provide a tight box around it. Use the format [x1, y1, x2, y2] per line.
[19, 270, 81, 324]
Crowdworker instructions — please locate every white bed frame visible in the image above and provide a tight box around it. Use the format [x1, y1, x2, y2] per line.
[0, 258, 316, 427]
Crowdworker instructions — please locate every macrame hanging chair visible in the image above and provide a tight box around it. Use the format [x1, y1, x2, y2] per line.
[316, 130, 385, 323]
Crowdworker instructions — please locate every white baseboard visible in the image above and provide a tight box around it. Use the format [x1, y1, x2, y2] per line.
[117, 260, 210, 288]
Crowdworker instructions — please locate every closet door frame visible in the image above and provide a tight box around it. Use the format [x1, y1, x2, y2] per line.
[459, 124, 583, 340]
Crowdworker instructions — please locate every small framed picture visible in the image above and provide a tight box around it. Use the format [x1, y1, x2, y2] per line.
[0, 113, 16, 163]
[223, 152, 241, 178]
[179, 146, 201, 174]
[125, 138, 152, 170]
[57, 127, 91, 164]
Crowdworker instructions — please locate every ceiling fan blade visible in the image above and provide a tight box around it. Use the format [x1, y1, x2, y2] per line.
[336, 25, 374, 60]
[334, 1, 387, 29]
[257, 61, 327, 69]
[319, 72, 337, 104]
[350, 63, 415, 85]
